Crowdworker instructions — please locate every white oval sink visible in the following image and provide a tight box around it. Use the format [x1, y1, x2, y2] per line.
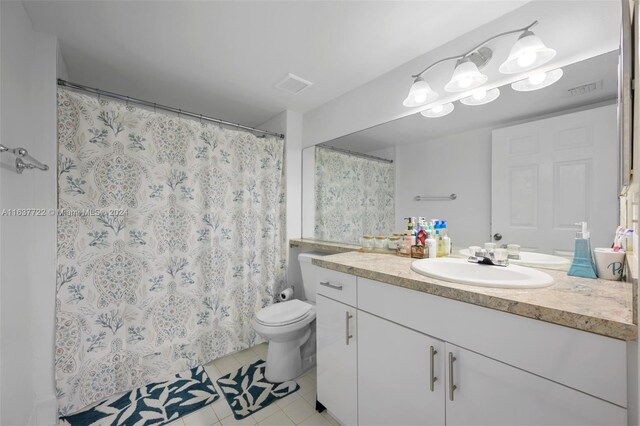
[458, 249, 570, 268]
[411, 258, 554, 289]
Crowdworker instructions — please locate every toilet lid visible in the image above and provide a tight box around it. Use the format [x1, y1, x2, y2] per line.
[256, 299, 313, 326]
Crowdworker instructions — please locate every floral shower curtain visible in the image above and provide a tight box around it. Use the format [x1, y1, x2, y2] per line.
[55, 88, 287, 415]
[314, 146, 395, 244]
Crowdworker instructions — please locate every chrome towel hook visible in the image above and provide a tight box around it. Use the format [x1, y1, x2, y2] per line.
[0, 144, 49, 173]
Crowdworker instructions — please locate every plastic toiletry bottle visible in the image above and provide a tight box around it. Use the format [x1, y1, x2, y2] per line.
[442, 220, 451, 256]
[436, 222, 445, 257]
[567, 221, 598, 279]
[426, 230, 437, 258]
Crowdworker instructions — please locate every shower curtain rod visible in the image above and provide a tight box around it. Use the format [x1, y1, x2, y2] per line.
[57, 79, 285, 139]
[318, 144, 393, 164]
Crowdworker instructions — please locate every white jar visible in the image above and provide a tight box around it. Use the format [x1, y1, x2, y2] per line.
[374, 236, 388, 250]
[361, 236, 374, 250]
[388, 236, 401, 250]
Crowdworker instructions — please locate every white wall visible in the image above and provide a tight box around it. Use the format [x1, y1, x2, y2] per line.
[395, 127, 492, 248]
[1, 2, 59, 424]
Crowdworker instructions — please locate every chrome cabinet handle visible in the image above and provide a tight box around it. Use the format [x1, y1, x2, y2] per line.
[448, 352, 457, 401]
[345, 311, 353, 345]
[430, 346, 438, 392]
[320, 281, 343, 291]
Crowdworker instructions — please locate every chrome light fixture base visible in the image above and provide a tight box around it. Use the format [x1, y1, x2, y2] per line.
[467, 47, 493, 70]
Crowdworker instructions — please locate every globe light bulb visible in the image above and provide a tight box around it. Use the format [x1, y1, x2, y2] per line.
[528, 72, 546, 85]
[472, 89, 487, 101]
[517, 51, 537, 68]
[458, 76, 473, 89]
[432, 105, 444, 114]
[414, 91, 427, 104]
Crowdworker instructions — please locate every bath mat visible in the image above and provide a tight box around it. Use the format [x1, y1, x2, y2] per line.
[216, 359, 300, 419]
[59, 365, 219, 426]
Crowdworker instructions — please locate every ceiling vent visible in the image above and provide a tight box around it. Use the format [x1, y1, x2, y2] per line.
[565, 80, 603, 97]
[275, 73, 313, 95]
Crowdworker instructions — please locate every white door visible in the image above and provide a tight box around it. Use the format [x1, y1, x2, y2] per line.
[358, 311, 445, 426]
[492, 104, 618, 254]
[444, 343, 626, 426]
[316, 295, 358, 425]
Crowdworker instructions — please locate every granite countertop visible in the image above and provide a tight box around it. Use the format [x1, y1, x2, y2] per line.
[313, 251, 637, 341]
[289, 238, 361, 254]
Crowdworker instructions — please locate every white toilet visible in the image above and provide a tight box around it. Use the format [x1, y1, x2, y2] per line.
[252, 251, 324, 382]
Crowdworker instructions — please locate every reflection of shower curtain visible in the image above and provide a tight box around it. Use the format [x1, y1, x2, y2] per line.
[55, 88, 286, 415]
[314, 147, 394, 244]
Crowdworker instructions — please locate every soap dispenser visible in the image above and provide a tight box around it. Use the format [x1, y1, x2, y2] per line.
[567, 221, 597, 279]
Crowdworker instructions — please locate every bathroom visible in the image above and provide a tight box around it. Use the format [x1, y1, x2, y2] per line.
[1, 0, 639, 425]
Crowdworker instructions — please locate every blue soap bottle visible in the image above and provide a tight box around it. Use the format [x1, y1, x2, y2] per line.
[567, 221, 597, 279]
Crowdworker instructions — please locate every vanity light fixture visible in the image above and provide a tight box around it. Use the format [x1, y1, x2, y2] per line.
[404, 20, 557, 116]
[511, 68, 563, 91]
[460, 87, 500, 106]
[403, 77, 439, 107]
[499, 30, 556, 74]
[420, 102, 455, 118]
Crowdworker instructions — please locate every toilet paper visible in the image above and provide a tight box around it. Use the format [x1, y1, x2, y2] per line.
[279, 287, 294, 301]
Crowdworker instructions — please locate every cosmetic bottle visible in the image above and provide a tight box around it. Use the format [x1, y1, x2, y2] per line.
[426, 230, 437, 258]
[567, 221, 597, 279]
[442, 221, 451, 256]
[417, 228, 427, 246]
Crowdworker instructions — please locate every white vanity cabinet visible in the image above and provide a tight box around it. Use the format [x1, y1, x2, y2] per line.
[358, 311, 445, 426]
[314, 267, 628, 426]
[315, 267, 358, 425]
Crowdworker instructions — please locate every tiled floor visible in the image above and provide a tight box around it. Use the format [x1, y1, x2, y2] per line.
[169, 343, 339, 426]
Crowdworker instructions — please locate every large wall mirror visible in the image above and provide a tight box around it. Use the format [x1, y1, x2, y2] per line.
[302, 0, 629, 258]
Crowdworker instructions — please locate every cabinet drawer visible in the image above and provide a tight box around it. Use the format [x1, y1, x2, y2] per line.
[315, 268, 357, 307]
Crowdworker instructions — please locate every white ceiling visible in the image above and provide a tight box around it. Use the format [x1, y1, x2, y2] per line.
[24, 0, 529, 127]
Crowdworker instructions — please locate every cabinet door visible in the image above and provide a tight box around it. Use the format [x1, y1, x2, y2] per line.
[358, 311, 445, 426]
[316, 295, 358, 425]
[445, 343, 626, 426]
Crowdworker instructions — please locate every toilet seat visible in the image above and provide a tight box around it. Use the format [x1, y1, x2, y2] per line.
[255, 299, 313, 327]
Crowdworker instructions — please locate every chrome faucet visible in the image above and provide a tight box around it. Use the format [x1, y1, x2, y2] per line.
[467, 254, 509, 267]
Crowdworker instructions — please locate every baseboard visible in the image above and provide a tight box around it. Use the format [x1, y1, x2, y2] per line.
[28, 395, 57, 426]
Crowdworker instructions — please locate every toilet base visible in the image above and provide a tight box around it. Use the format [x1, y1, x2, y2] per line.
[265, 327, 311, 382]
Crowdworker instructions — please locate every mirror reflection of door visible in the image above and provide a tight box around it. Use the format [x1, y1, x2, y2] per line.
[491, 104, 618, 254]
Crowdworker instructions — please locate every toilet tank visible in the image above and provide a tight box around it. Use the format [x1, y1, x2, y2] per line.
[298, 251, 327, 303]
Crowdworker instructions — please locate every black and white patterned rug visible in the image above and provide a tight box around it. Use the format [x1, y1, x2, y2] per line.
[217, 359, 300, 419]
[59, 366, 219, 425]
